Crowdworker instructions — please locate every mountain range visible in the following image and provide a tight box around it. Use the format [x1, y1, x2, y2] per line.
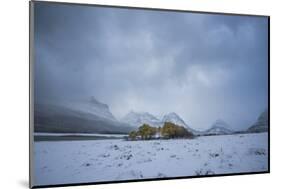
[34, 97, 133, 134]
[121, 111, 162, 128]
[121, 111, 197, 134]
[34, 96, 268, 135]
[63, 96, 117, 121]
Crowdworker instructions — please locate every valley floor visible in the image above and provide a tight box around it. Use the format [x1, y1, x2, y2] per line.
[33, 133, 268, 186]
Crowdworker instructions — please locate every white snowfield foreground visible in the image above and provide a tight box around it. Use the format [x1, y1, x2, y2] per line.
[33, 133, 268, 186]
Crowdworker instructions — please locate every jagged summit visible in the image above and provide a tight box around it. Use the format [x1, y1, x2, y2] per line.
[212, 119, 230, 128]
[34, 96, 133, 134]
[162, 112, 199, 134]
[121, 111, 162, 128]
[162, 112, 187, 127]
[65, 96, 116, 121]
[204, 119, 233, 135]
[121, 111, 200, 135]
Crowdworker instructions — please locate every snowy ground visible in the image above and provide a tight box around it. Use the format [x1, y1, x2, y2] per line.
[33, 133, 268, 186]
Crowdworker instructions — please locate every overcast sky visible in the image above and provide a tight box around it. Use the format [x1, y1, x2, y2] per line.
[34, 2, 268, 131]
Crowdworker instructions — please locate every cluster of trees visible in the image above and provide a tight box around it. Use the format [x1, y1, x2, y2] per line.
[161, 122, 193, 138]
[129, 124, 159, 140]
[128, 122, 193, 140]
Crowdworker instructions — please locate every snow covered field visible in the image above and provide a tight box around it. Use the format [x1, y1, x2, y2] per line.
[33, 133, 268, 186]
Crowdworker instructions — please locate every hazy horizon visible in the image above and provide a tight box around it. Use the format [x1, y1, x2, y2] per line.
[34, 3, 268, 131]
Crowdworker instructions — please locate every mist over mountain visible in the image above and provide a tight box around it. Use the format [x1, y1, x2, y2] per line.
[34, 4, 268, 131]
[162, 112, 198, 134]
[121, 111, 162, 128]
[34, 97, 133, 134]
[162, 112, 187, 127]
[203, 119, 233, 135]
[121, 111, 201, 135]
[247, 109, 268, 133]
[34, 94, 268, 136]
[63, 96, 116, 121]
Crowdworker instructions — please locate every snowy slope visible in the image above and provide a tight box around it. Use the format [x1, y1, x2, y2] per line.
[121, 111, 201, 135]
[162, 112, 198, 134]
[204, 119, 233, 135]
[162, 112, 187, 127]
[64, 96, 116, 121]
[33, 133, 268, 186]
[34, 103, 133, 134]
[248, 109, 268, 133]
[121, 111, 162, 128]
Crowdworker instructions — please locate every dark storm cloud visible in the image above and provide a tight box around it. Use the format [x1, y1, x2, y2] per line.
[34, 2, 268, 130]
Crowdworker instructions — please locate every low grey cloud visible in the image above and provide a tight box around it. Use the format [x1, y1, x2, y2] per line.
[34, 2, 268, 131]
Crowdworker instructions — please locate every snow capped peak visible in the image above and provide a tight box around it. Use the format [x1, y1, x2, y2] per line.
[161, 112, 199, 134]
[162, 112, 187, 127]
[125, 111, 158, 120]
[85, 96, 116, 120]
[121, 111, 199, 134]
[121, 111, 162, 128]
[164, 112, 179, 118]
[64, 96, 116, 121]
[211, 119, 230, 129]
[121, 111, 188, 128]
[205, 119, 233, 135]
